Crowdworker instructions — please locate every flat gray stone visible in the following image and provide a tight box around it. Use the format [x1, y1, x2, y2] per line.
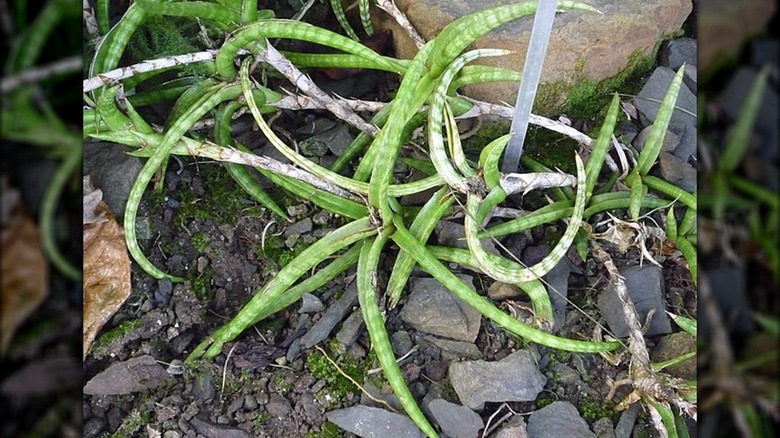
[400, 276, 481, 342]
[660, 38, 697, 69]
[83, 141, 143, 218]
[658, 152, 696, 192]
[299, 293, 325, 313]
[335, 308, 366, 347]
[301, 282, 358, 348]
[1, 356, 81, 396]
[449, 350, 546, 411]
[593, 417, 616, 438]
[189, 416, 251, 438]
[614, 403, 641, 438]
[435, 221, 500, 255]
[494, 414, 528, 438]
[699, 267, 753, 336]
[284, 218, 313, 237]
[633, 66, 697, 161]
[423, 335, 482, 360]
[84, 355, 172, 395]
[633, 126, 679, 155]
[527, 401, 595, 438]
[718, 67, 778, 161]
[545, 258, 571, 332]
[326, 405, 425, 438]
[301, 124, 354, 157]
[597, 265, 671, 338]
[427, 399, 483, 438]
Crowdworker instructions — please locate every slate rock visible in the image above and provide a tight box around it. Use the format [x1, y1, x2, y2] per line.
[487, 282, 523, 300]
[1, 356, 81, 396]
[301, 282, 358, 347]
[189, 416, 251, 438]
[633, 126, 679, 155]
[545, 257, 571, 332]
[375, 0, 692, 106]
[427, 399, 483, 438]
[299, 293, 325, 313]
[718, 67, 778, 161]
[660, 38, 697, 69]
[436, 220, 500, 255]
[423, 335, 482, 361]
[84, 355, 172, 395]
[699, 267, 753, 336]
[650, 332, 696, 379]
[335, 308, 365, 347]
[391, 330, 413, 356]
[593, 417, 616, 438]
[284, 217, 313, 237]
[494, 414, 528, 438]
[750, 38, 779, 67]
[658, 152, 697, 192]
[266, 393, 292, 418]
[449, 350, 546, 410]
[400, 276, 481, 342]
[597, 265, 671, 338]
[326, 405, 425, 438]
[527, 401, 595, 438]
[301, 124, 354, 157]
[614, 403, 641, 438]
[83, 141, 143, 218]
[633, 66, 698, 161]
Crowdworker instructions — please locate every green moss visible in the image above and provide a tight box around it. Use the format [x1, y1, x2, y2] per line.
[305, 347, 366, 402]
[578, 395, 616, 423]
[190, 269, 213, 301]
[176, 165, 265, 227]
[95, 318, 141, 347]
[191, 231, 209, 253]
[524, 126, 580, 173]
[110, 409, 151, 438]
[257, 235, 295, 267]
[536, 393, 556, 409]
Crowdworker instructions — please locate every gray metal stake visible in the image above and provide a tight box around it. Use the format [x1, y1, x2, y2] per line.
[502, 0, 558, 173]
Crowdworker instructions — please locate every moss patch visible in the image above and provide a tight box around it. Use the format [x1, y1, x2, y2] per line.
[95, 318, 141, 348]
[306, 345, 367, 405]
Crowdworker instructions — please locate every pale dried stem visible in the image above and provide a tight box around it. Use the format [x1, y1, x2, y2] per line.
[257, 41, 379, 135]
[593, 240, 697, 423]
[82, 50, 223, 92]
[82, 0, 99, 42]
[184, 139, 362, 202]
[591, 240, 651, 372]
[375, 0, 425, 49]
[2, 56, 82, 93]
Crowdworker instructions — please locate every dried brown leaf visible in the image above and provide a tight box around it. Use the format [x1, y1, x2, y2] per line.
[83, 176, 132, 360]
[1, 179, 48, 355]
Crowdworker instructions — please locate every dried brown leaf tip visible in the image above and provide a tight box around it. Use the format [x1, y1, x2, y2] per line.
[83, 176, 132, 361]
[1, 177, 49, 356]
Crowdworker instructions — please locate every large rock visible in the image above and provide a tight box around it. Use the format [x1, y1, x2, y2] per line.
[374, 0, 692, 109]
[449, 350, 546, 410]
